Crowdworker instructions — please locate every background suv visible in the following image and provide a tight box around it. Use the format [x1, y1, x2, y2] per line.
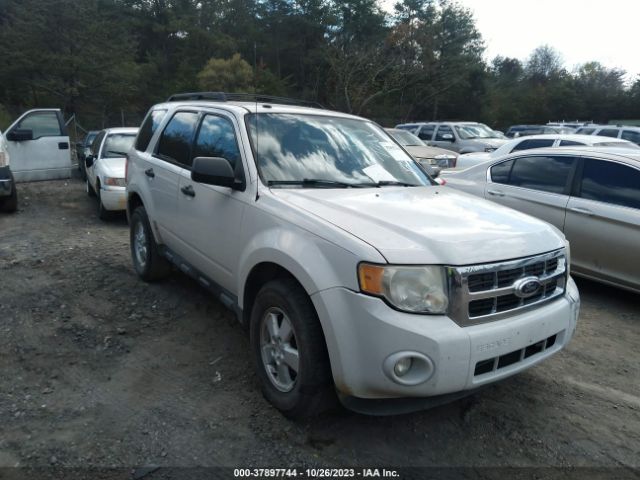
[126, 93, 579, 417]
[395, 121, 507, 153]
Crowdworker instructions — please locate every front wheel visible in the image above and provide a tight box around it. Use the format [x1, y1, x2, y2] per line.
[250, 278, 335, 418]
[129, 206, 171, 282]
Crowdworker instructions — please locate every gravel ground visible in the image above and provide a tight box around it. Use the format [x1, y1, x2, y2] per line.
[0, 179, 639, 479]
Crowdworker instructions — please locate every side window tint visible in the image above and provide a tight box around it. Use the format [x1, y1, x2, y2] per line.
[435, 126, 454, 141]
[579, 159, 640, 209]
[620, 130, 640, 145]
[17, 112, 62, 139]
[490, 159, 514, 184]
[136, 109, 168, 151]
[156, 112, 199, 167]
[418, 126, 434, 140]
[598, 129, 619, 138]
[507, 156, 575, 194]
[193, 115, 241, 170]
[559, 140, 584, 146]
[511, 139, 555, 152]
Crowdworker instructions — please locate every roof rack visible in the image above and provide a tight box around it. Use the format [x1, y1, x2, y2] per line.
[166, 92, 323, 109]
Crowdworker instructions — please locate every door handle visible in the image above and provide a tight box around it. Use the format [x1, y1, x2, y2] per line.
[145, 168, 155, 178]
[181, 185, 195, 197]
[487, 189, 505, 197]
[569, 206, 594, 216]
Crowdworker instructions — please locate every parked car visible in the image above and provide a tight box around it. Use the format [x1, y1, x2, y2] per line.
[385, 128, 458, 169]
[76, 130, 100, 180]
[126, 92, 579, 418]
[86, 127, 138, 219]
[2, 109, 72, 182]
[395, 121, 507, 154]
[0, 130, 18, 212]
[455, 134, 639, 169]
[445, 147, 640, 294]
[575, 125, 640, 146]
[505, 125, 575, 138]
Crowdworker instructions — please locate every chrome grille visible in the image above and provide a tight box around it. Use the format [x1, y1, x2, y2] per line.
[447, 250, 567, 327]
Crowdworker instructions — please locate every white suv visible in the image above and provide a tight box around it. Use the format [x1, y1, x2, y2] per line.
[126, 93, 580, 417]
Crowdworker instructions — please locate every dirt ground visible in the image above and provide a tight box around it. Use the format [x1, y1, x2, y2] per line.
[0, 179, 639, 478]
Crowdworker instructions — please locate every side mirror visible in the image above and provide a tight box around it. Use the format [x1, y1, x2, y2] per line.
[441, 133, 454, 141]
[6, 128, 33, 142]
[191, 157, 244, 190]
[85, 155, 95, 168]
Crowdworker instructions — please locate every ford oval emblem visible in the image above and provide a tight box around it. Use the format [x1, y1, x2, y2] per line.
[514, 277, 542, 298]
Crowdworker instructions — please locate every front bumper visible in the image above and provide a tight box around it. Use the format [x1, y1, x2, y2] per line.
[312, 277, 579, 400]
[100, 186, 127, 211]
[0, 166, 14, 197]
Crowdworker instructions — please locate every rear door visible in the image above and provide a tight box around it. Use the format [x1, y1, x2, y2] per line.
[175, 111, 248, 292]
[484, 154, 577, 231]
[148, 110, 200, 247]
[5, 109, 71, 181]
[564, 157, 640, 288]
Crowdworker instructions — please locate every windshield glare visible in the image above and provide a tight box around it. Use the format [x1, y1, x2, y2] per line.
[247, 114, 431, 187]
[103, 134, 135, 158]
[455, 124, 497, 140]
[389, 130, 425, 147]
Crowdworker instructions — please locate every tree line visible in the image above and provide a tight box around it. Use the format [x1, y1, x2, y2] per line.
[1, 0, 639, 131]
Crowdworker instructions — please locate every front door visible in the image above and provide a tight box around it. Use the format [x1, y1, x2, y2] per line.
[176, 112, 248, 292]
[5, 110, 71, 182]
[484, 155, 576, 232]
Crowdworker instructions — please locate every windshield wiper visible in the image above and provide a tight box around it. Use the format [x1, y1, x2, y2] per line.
[372, 180, 419, 187]
[106, 150, 129, 157]
[267, 178, 365, 188]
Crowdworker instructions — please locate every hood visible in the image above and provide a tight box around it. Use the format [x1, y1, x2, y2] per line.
[271, 187, 564, 265]
[404, 145, 457, 159]
[99, 157, 126, 178]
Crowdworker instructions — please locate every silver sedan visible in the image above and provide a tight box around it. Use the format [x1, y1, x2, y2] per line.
[444, 146, 640, 293]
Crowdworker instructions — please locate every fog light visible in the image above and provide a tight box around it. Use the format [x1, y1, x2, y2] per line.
[394, 357, 413, 377]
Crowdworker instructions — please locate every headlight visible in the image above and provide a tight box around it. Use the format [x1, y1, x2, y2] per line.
[0, 152, 6, 168]
[358, 264, 449, 314]
[104, 176, 126, 187]
[417, 157, 437, 165]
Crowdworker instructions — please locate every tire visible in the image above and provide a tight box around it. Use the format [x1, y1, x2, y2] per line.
[0, 180, 18, 213]
[86, 178, 96, 197]
[95, 183, 111, 221]
[250, 277, 335, 418]
[129, 205, 171, 282]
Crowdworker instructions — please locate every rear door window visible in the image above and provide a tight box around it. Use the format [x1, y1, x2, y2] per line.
[510, 138, 555, 152]
[493, 156, 575, 194]
[417, 125, 435, 141]
[621, 130, 640, 145]
[136, 109, 168, 151]
[576, 128, 595, 135]
[559, 140, 584, 146]
[578, 158, 640, 209]
[597, 128, 620, 138]
[156, 111, 200, 167]
[490, 159, 514, 183]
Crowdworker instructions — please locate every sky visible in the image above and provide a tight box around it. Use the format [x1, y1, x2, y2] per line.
[382, 0, 640, 79]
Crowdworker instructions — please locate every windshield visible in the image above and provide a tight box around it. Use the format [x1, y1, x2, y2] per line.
[388, 130, 425, 147]
[102, 134, 136, 158]
[247, 114, 431, 188]
[455, 124, 498, 140]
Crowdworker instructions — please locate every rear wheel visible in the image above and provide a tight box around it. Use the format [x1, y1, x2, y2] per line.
[129, 206, 171, 281]
[250, 277, 335, 418]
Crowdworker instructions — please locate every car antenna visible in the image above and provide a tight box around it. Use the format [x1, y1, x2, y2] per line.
[254, 41, 260, 202]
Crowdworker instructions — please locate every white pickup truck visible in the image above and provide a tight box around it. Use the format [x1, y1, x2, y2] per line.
[2, 109, 72, 182]
[126, 93, 581, 417]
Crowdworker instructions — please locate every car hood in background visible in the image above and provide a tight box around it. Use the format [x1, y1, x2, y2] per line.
[403, 145, 457, 159]
[99, 157, 126, 178]
[272, 187, 565, 265]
